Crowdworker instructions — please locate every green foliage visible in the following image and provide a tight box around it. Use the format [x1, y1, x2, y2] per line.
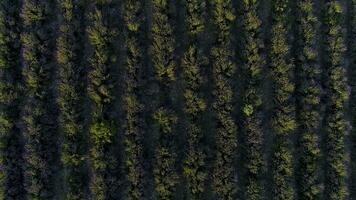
[182, 1, 208, 198]
[348, 0, 356, 199]
[0, 0, 355, 199]
[122, 0, 147, 199]
[90, 121, 115, 145]
[269, 0, 295, 199]
[150, 0, 180, 198]
[210, 0, 237, 199]
[21, 0, 59, 199]
[86, 0, 121, 199]
[322, 1, 348, 199]
[153, 146, 179, 199]
[0, 3, 24, 197]
[153, 108, 177, 134]
[152, 106, 179, 199]
[239, 0, 265, 199]
[152, 107, 179, 199]
[294, 1, 321, 200]
[243, 104, 254, 117]
[151, 0, 176, 83]
[185, 0, 205, 36]
[56, 0, 89, 199]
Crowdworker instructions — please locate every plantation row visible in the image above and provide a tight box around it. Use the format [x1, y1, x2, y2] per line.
[1, 0, 356, 199]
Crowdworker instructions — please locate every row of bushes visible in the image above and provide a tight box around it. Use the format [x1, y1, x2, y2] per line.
[57, 0, 89, 199]
[269, 0, 296, 199]
[0, 0, 24, 199]
[86, 0, 122, 199]
[210, 0, 237, 199]
[239, 0, 264, 199]
[322, 1, 348, 199]
[181, 0, 208, 199]
[122, 0, 147, 199]
[294, 0, 321, 199]
[21, 0, 60, 199]
[349, 0, 356, 199]
[151, 0, 179, 199]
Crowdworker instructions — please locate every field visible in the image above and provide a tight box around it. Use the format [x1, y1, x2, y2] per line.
[1, 0, 356, 199]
